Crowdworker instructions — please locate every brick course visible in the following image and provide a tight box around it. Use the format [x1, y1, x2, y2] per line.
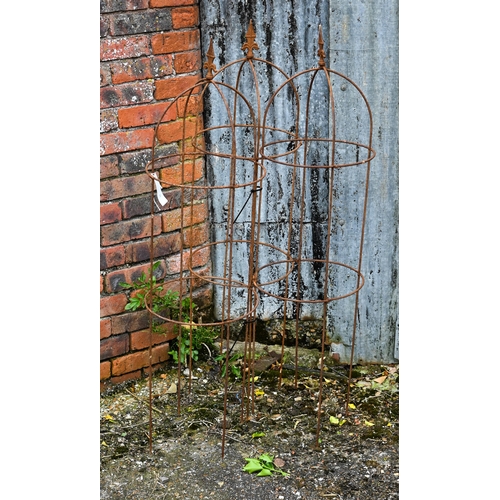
[100, 63, 112, 86]
[161, 201, 207, 233]
[100, 109, 119, 133]
[109, 10, 172, 36]
[100, 294, 129, 317]
[100, 361, 111, 381]
[100, 172, 153, 202]
[130, 326, 177, 350]
[100, 80, 155, 109]
[100, 333, 130, 360]
[151, 30, 200, 55]
[174, 50, 202, 74]
[124, 232, 182, 263]
[111, 309, 150, 335]
[150, 0, 193, 8]
[100, 0, 207, 389]
[100, 318, 112, 340]
[156, 117, 202, 144]
[172, 7, 199, 30]
[111, 344, 169, 376]
[118, 102, 177, 128]
[109, 55, 173, 84]
[119, 144, 178, 174]
[100, 128, 155, 156]
[100, 202, 122, 224]
[101, 215, 163, 247]
[154, 75, 201, 100]
[100, 245, 126, 270]
[100, 1, 149, 14]
[100, 35, 151, 61]
[100, 155, 120, 179]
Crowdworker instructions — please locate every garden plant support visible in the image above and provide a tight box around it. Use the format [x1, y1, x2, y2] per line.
[143, 21, 375, 458]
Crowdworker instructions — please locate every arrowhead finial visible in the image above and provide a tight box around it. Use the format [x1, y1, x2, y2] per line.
[204, 38, 217, 79]
[242, 20, 259, 59]
[317, 25, 326, 67]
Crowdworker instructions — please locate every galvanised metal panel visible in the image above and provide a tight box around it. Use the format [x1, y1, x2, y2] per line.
[199, 0, 398, 364]
[326, 0, 399, 364]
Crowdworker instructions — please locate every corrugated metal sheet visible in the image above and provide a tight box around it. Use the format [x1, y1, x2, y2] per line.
[199, 0, 398, 364]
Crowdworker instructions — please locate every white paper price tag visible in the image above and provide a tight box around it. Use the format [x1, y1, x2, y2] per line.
[151, 172, 168, 207]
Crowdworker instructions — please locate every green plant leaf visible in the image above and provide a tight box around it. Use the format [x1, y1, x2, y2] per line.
[242, 459, 263, 474]
[257, 468, 273, 477]
[251, 432, 266, 439]
[121, 272, 218, 367]
[243, 454, 289, 477]
[259, 453, 274, 464]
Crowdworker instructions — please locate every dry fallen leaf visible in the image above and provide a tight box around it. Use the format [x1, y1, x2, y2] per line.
[373, 375, 387, 384]
[166, 383, 177, 394]
[274, 458, 285, 468]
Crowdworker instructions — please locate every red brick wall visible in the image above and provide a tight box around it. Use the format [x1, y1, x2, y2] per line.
[100, 0, 208, 390]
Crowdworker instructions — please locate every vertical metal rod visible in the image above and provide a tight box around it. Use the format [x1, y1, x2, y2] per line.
[312, 64, 336, 446]
[147, 159, 157, 454]
[345, 157, 373, 414]
[221, 323, 231, 459]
